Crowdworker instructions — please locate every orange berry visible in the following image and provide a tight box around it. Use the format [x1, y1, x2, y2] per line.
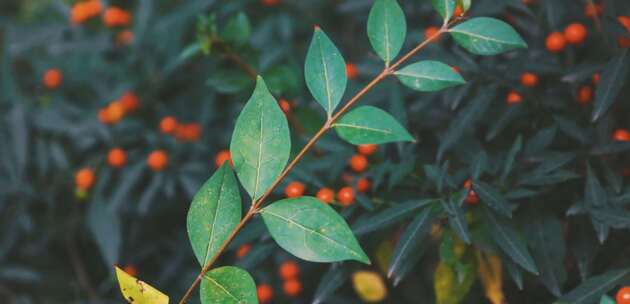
[463, 179, 479, 205]
[618, 286, 630, 304]
[105, 101, 125, 124]
[316, 187, 335, 203]
[175, 123, 202, 142]
[576, 85, 593, 105]
[107, 148, 127, 168]
[283, 279, 302, 297]
[584, 3, 603, 18]
[43, 68, 63, 89]
[103, 6, 132, 27]
[592, 73, 601, 85]
[215, 150, 233, 168]
[520, 72, 539, 87]
[285, 181, 305, 198]
[349, 154, 368, 173]
[75, 168, 95, 190]
[116, 30, 134, 45]
[278, 99, 291, 113]
[236, 244, 252, 259]
[147, 150, 168, 172]
[257, 284, 274, 303]
[337, 187, 355, 206]
[261, 0, 280, 6]
[120, 91, 139, 112]
[425, 26, 441, 41]
[613, 129, 630, 142]
[346, 63, 359, 80]
[279, 260, 300, 280]
[564, 23, 587, 45]
[463, 179, 473, 189]
[160, 116, 177, 134]
[546, 32, 566, 53]
[122, 265, 137, 277]
[70, 1, 101, 24]
[506, 91, 523, 105]
[357, 144, 377, 156]
[356, 177, 371, 193]
[453, 5, 464, 17]
[619, 16, 630, 32]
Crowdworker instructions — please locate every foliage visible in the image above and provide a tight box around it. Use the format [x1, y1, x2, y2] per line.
[2, 0, 630, 303]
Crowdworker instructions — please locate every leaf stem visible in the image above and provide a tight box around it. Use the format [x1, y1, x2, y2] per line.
[177, 25, 448, 304]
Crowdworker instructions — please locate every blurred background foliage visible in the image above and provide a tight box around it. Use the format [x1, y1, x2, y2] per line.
[1, 0, 630, 303]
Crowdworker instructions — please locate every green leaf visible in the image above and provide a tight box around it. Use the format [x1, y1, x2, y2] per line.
[187, 164, 241, 268]
[221, 12, 251, 46]
[484, 210, 538, 274]
[305, 27, 347, 116]
[525, 217, 567, 297]
[470, 151, 487, 180]
[115, 266, 169, 304]
[449, 17, 527, 55]
[431, 0, 456, 21]
[313, 266, 349, 304]
[441, 193, 471, 244]
[456, 0, 471, 11]
[334, 106, 414, 145]
[230, 77, 291, 200]
[352, 200, 434, 235]
[200, 266, 258, 304]
[260, 196, 370, 264]
[395, 61, 466, 92]
[501, 135, 522, 181]
[557, 268, 630, 304]
[600, 295, 615, 304]
[585, 164, 607, 207]
[88, 200, 120, 267]
[367, 0, 407, 64]
[388, 208, 432, 285]
[473, 181, 512, 218]
[591, 50, 629, 122]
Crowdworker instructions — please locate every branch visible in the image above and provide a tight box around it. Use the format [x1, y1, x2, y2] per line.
[178, 24, 449, 304]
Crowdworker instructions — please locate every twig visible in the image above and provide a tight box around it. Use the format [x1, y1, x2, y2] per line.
[178, 24, 449, 304]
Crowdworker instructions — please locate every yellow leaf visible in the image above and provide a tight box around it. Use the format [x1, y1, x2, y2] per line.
[475, 251, 504, 304]
[115, 266, 169, 304]
[352, 270, 387, 303]
[375, 238, 394, 274]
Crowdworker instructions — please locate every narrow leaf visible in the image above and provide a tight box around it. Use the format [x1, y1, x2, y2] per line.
[432, 0, 456, 21]
[388, 208, 432, 285]
[473, 181, 512, 218]
[187, 164, 241, 268]
[115, 266, 169, 304]
[395, 61, 466, 92]
[557, 268, 630, 304]
[334, 106, 414, 145]
[367, 0, 407, 64]
[352, 200, 434, 235]
[592, 50, 629, 121]
[305, 27, 347, 116]
[585, 164, 607, 207]
[525, 217, 567, 297]
[88, 200, 121, 267]
[501, 135, 522, 181]
[485, 210, 538, 274]
[441, 195, 471, 244]
[200, 266, 258, 304]
[449, 17, 527, 55]
[260, 196, 370, 264]
[230, 77, 291, 200]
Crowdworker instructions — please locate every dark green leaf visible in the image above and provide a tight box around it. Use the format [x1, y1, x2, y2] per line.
[585, 164, 607, 208]
[449, 17, 527, 55]
[367, 0, 407, 64]
[501, 135, 522, 181]
[388, 208, 432, 285]
[352, 200, 433, 235]
[260, 196, 370, 264]
[485, 210, 538, 274]
[470, 151, 487, 180]
[473, 181, 512, 218]
[592, 50, 630, 122]
[526, 217, 566, 297]
[221, 12, 251, 46]
[395, 61, 466, 92]
[187, 164, 241, 268]
[305, 27, 347, 116]
[313, 265, 348, 304]
[557, 268, 630, 304]
[334, 106, 414, 145]
[441, 194, 471, 244]
[88, 200, 120, 267]
[230, 77, 291, 200]
[200, 266, 258, 304]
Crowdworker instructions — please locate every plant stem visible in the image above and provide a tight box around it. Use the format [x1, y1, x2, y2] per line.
[177, 25, 447, 304]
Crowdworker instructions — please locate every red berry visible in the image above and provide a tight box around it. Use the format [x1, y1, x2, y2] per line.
[283, 279, 302, 297]
[316, 187, 335, 203]
[337, 187, 355, 206]
[617, 286, 630, 304]
[257, 284, 274, 303]
[613, 129, 630, 142]
[285, 181, 305, 198]
[349, 154, 368, 172]
[279, 260, 300, 280]
[546, 32, 566, 53]
[564, 23, 587, 44]
[520, 72, 539, 87]
[357, 144, 377, 156]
